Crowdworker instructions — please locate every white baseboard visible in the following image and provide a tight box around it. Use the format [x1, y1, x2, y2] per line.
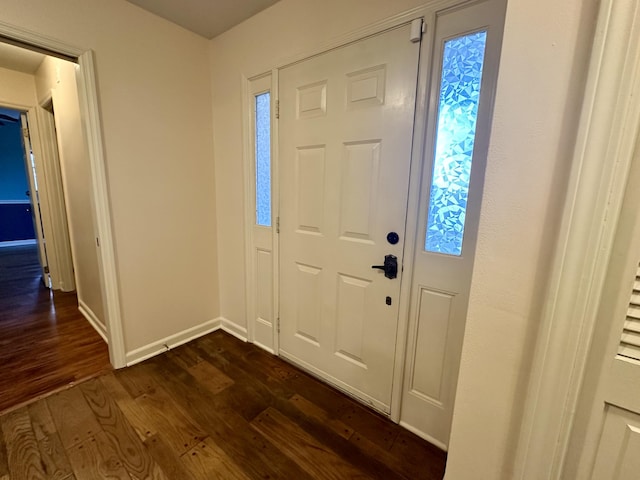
[125, 317, 224, 366]
[0, 239, 37, 248]
[219, 317, 248, 342]
[123, 316, 249, 367]
[78, 299, 108, 343]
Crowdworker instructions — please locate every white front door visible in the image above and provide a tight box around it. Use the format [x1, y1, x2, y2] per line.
[278, 23, 420, 413]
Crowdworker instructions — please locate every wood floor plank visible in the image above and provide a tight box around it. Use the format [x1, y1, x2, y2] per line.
[191, 339, 292, 409]
[100, 374, 157, 442]
[289, 394, 354, 440]
[195, 337, 296, 400]
[194, 335, 408, 480]
[266, 396, 404, 480]
[390, 429, 447, 480]
[37, 431, 74, 480]
[166, 344, 202, 370]
[1, 407, 47, 480]
[0, 421, 8, 478]
[66, 433, 131, 480]
[144, 434, 193, 480]
[28, 400, 57, 441]
[79, 379, 165, 480]
[135, 385, 207, 455]
[251, 407, 370, 480]
[46, 387, 102, 449]
[115, 363, 158, 399]
[181, 437, 251, 480]
[186, 360, 234, 395]
[0, 330, 446, 479]
[338, 401, 399, 451]
[146, 356, 315, 480]
[0, 246, 110, 414]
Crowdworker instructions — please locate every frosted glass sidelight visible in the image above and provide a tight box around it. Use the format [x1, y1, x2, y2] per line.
[425, 31, 487, 256]
[255, 92, 271, 226]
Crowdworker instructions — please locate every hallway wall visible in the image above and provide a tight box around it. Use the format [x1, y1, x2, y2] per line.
[0, 0, 219, 355]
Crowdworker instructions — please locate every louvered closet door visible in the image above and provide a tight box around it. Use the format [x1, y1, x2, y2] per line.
[590, 259, 640, 479]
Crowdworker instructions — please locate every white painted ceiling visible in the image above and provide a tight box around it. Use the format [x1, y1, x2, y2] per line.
[0, 42, 45, 74]
[126, 0, 280, 39]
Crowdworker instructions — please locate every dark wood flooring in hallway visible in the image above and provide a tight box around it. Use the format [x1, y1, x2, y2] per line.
[0, 330, 447, 479]
[0, 244, 111, 414]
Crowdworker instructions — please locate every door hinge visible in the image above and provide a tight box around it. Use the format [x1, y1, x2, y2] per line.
[277, 317, 280, 333]
[275, 99, 280, 119]
[44, 266, 50, 274]
[96, 237, 100, 247]
[276, 216, 280, 234]
[22, 127, 29, 138]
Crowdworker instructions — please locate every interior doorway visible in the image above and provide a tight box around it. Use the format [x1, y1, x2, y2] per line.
[0, 41, 112, 411]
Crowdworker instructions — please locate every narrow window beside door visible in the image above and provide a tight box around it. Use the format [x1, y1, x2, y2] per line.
[425, 31, 487, 256]
[255, 92, 271, 226]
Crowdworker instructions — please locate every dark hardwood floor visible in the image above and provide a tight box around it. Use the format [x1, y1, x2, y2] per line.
[0, 330, 447, 479]
[0, 244, 111, 414]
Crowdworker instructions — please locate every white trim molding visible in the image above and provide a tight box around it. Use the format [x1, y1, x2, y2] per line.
[125, 317, 248, 366]
[125, 318, 223, 366]
[514, 0, 640, 478]
[76, 51, 127, 369]
[78, 299, 107, 343]
[219, 318, 249, 343]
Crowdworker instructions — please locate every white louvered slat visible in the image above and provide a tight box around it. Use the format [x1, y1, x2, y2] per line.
[617, 265, 640, 361]
[624, 318, 640, 333]
[627, 304, 640, 320]
[620, 330, 640, 347]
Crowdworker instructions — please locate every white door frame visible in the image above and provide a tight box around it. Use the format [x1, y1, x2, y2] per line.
[0, 21, 126, 368]
[35, 96, 76, 292]
[513, 0, 640, 477]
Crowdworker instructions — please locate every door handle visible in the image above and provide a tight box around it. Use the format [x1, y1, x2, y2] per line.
[371, 254, 398, 279]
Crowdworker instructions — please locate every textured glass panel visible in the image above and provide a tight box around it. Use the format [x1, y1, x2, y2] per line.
[425, 31, 487, 256]
[255, 92, 271, 226]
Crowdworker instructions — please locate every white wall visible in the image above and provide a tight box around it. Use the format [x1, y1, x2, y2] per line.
[445, 0, 597, 476]
[209, 0, 597, 478]
[0, 67, 38, 206]
[35, 56, 104, 324]
[0, 0, 219, 354]
[0, 66, 37, 107]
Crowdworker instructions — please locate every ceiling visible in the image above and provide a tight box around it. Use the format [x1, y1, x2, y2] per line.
[126, 0, 280, 39]
[0, 42, 45, 74]
[0, 1, 280, 74]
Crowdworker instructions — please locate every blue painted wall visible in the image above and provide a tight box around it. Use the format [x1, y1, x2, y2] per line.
[0, 109, 35, 241]
[0, 114, 30, 202]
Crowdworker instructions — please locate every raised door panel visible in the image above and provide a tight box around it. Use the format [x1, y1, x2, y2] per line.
[591, 405, 640, 480]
